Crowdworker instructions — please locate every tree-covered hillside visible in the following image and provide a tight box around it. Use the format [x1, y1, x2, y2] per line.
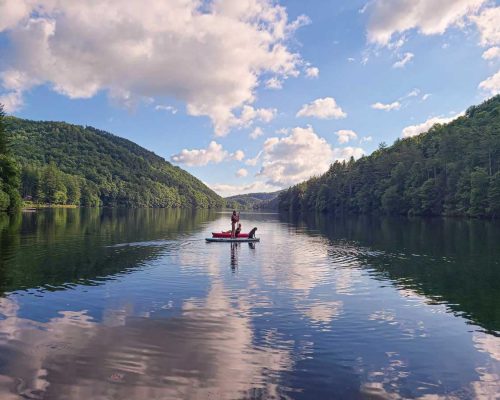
[0, 106, 21, 211]
[5, 117, 223, 208]
[225, 191, 281, 210]
[279, 95, 500, 218]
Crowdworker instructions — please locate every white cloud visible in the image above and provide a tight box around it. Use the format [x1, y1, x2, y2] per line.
[296, 97, 347, 119]
[479, 70, 500, 96]
[238, 105, 277, 126]
[249, 127, 264, 139]
[0, 0, 306, 136]
[335, 129, 358, 144]
[402, 113, 462, 138]
[258, 126, 334, 186]
[265, 77, 283, 90]
[235, 168, 248, 177]
[392, 52, 414, 68]
[245, 151, 262, 166]
[367, 0, 486, 46]
[360, 136, 373, 143]
[155, 105, 177, 114]
[257, 125, 363, 187]
[236, 125, 367, 191]
[171, 141, 244, 166]
[407, 88, 420, 97]
[209, 181, 279, 197]
[422, 93, 431, 101]
[305, 67, 319, 78]
[347, 57, 355, 62]
[471, 6, 500, 47]
[333, 147, 365, 161]
[371, 101, 401, 111]
[0, 90, 23, 112]
[482, 47, 500, 60]
[232, 150, 245, 161]
[275, 128, 289, 135]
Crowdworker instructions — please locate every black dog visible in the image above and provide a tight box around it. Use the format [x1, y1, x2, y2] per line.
[248, 227, 258, 238]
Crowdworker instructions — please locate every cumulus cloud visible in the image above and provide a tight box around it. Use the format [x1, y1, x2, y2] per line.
[258, 126, 334, 186]
[360, 136, 373, 143]
[305, 67, 319, 78]
[249, 127, 264, 139]
[422, 93, 432, 101]
[333, 146, 365, 161]
[155, 105, 177, 114]
[235, 168, 248, 177]
[275, 128, 289, 135]
[245, 151, 262, 166]
[392, 52, 414, 68]
[0, 90, 23, 112]
[171, 141, 244, 166]
[0, 0, 306, 135]
[335, 129, 358, 144]
[265, 77, 283, 90]
[482, 47, 500, 60]
[471, 6, 500, 47]
[209, 181, 279, 197]
[371, 101, 401, 111]
[402, 114, 462, 138]
[479, 70, 500, 96]
[366, 0, 487, 46]
[407, 88, 420, 97]
[257, 126, 363, 187]
[296, 97, 347, 119]
[238, 105, 277, 126]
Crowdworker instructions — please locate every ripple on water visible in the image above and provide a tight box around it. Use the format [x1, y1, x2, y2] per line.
[0, 210, 498, 399]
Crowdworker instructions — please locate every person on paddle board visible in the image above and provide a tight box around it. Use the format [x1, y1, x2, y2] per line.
[235, 223, 242, 237]
[231, 210, 240, 238]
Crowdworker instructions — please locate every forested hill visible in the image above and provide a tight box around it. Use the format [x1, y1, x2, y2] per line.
[279, 95, 500, 218]
[5, 118, 223, 208]
[225, 191, 281, 210]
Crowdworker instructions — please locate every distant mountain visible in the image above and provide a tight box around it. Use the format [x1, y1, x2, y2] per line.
[5, 118, 223, 208]
[226, 191, 281, 210]
[279, 95, 500, 218]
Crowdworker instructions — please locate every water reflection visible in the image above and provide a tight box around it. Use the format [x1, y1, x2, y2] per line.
[0, 292, 297, 399]
[283, 213, 500, 334]
[230, 243, 239, 271]
[0, 210, 498, 399]
[0, 208, 218, 293]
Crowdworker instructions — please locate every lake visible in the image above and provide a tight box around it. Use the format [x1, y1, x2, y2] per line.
[0, 209, 498, 399]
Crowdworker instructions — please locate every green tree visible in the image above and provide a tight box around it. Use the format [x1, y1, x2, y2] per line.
[487, 172, 500, 218]
[469, 168, 489, 217]
[0, 104, 21, 211]
[381, 185, 404, 214]
[53, 190, 68, 205]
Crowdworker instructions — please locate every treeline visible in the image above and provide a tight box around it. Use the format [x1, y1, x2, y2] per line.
[0, 105, 21, 211]
[4, 116, 224, 208]
[21, 163, 99, 206]
[225, 191, 281, 210]
[279, 95, 500, 218]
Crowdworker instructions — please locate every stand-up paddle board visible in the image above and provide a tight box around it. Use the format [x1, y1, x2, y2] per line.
[205, 237, 260, 243]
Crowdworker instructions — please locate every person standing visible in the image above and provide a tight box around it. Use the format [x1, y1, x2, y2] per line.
[231, 210, 240, 238]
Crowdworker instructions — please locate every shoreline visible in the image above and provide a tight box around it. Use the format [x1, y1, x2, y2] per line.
[22, 203, 78, 210]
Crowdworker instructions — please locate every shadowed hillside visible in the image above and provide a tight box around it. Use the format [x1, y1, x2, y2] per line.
[279, 95, 500, 218]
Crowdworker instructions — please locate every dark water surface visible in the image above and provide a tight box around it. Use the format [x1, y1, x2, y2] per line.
[0, 209, 498, 399]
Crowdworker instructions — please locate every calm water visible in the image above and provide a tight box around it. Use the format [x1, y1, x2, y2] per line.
[0, 209, 499, 399]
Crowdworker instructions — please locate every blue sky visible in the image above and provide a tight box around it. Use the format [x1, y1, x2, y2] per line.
[0, 0, 499, 196]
